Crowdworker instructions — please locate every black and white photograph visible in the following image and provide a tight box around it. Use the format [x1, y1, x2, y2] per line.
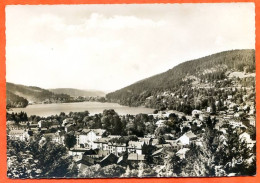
[6, 3, 256, 178]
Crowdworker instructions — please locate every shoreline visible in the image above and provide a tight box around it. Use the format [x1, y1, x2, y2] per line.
[7, 101, 155, 117]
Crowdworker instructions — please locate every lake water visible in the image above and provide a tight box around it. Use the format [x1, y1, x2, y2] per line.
[9, 102, 154, 117]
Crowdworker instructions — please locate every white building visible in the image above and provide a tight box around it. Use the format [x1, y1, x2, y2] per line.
[108, 142, 127, 156]
[76, 129, 106, 149]
[176, 131, 197, 146]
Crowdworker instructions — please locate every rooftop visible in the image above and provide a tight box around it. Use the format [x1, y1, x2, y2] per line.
[128, 153, 145, 161]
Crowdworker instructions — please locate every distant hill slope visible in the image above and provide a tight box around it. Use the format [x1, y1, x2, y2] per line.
[106, 49, 255, 109]
[49, 88, 106, 97]
[6, 90, 29, 108]
[6, 82, 71, 106]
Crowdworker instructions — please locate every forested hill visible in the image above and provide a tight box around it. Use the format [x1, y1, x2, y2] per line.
[50, 88, 106, 97]
[6, 82, 71, 108]
[6, 90, 29, 108]
[106, 49, 255, 112]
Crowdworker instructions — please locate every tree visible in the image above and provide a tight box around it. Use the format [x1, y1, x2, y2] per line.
[142, 166, 157, 177]
[165, 154, 182, 176]
[211, 102, 216, 114]
[158, 135, 166, 144]
[98, 164, 126, 177]
[112, 115, 123, 135]
[7, 138, 78, 178]
[64, 134, 76, 149]
[79, 164, 101, 178]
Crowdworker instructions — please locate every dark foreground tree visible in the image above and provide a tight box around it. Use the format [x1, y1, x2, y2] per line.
[7, 138, 78, 178]
[64, 134, 77, 149]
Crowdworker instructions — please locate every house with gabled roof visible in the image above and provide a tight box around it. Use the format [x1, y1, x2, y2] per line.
[176, 131, 197, 147]
[100, 153, 118, 167]
[151, 148, 174, 165]
[117, 155, 128, 167]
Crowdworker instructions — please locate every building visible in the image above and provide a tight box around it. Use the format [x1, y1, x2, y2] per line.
[68, 148, 87, 160]
[152, 148, 174, 164]
[127, 141, 144, 155]
[76, 129, 106, 149]
[127, 153, 145, 164]
[82, 149, 99, 159]
[176, 131, 197, 147]
[93, 137, 110, 151]
[108, 142, 127, 156]
[8, 129, 32, 141]
[42, 133, 62, 143]
[100, 153, 119, 167]
[176, 148, 190, 159]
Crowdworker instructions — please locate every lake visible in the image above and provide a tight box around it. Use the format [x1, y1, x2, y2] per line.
[9, 102, 155, 117]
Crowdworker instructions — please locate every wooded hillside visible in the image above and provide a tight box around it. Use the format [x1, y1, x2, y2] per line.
[106, 49, 255, 110]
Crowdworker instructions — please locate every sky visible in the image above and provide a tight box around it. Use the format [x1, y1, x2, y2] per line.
[6, 3, 255, 92]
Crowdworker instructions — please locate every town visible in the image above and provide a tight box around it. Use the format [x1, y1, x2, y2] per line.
[5, 2, 256, 179]
[7, 83, 256, 178]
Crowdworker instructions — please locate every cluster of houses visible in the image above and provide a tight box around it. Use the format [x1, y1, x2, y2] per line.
[7, 114, 205, 170]
[7, 90, 256, 173]
[69, 128, 203, 171]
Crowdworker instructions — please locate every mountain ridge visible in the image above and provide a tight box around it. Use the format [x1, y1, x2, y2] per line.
[6, 82, 71, 107]
[106, 49, 255, 111]
[49, 88, 106, 97]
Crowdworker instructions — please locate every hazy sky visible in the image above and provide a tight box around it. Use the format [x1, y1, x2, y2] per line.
[6, 3, 255, 92]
